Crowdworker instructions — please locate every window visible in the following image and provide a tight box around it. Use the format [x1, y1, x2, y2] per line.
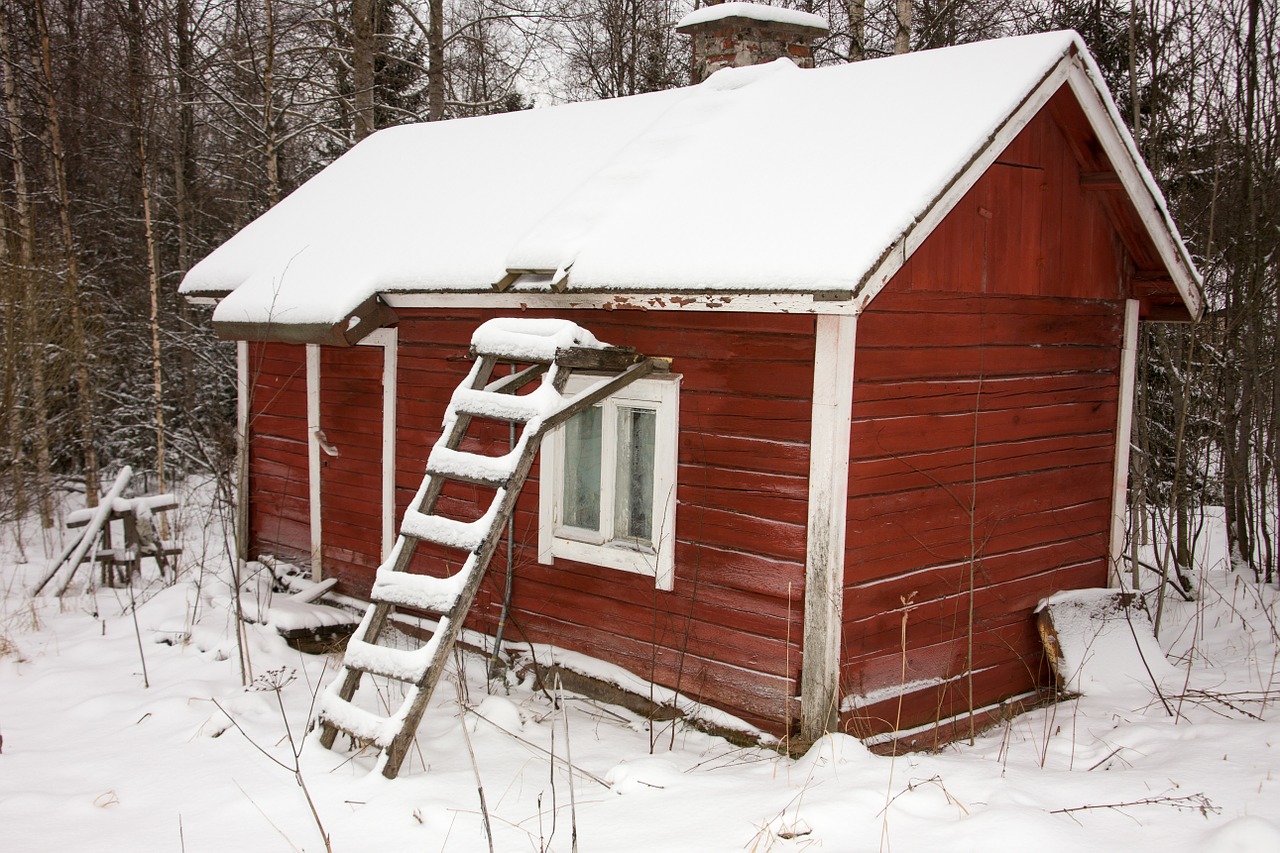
[539, 373, 680, 590]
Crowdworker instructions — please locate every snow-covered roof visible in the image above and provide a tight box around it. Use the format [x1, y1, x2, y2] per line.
[181, 30, 1201, 338]
[675, 2, 829, 32]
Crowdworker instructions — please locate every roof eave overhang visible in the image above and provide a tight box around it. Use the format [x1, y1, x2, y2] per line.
[212, 294, 399, 346]
[852, 46, 1204, 323]
[1060, 59, 1202, 322]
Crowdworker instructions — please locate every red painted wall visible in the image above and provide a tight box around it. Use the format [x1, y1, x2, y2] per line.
[246, 342, 311, 565]
[393, 308, 816, 732]
[318, 345, 385, 598]
[243, 103, 1149, 743]
[839, 108, 1128, 743]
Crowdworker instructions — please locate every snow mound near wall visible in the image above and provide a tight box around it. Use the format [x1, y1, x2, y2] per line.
[1037, 588, 1176, 696]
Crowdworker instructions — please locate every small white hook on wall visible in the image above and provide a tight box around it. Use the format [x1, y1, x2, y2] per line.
[313, 428, 340, 457]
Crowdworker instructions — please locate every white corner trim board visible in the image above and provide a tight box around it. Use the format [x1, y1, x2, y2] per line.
[235, 341, 250, 563]
[1109, 299, 1140, 585]
[800, 314, 856, 740]
[359, 328, 399, 561]
[306, 343, 323, 580]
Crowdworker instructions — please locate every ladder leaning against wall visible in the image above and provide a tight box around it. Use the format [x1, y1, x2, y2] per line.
[316, 318, 666, 779]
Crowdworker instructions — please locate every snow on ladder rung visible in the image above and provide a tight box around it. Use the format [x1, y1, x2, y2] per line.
[400, 511, 489, 553]
[427, 445, 521, 486]
[449, 388, 549, 423]
[343, 636, 435, 683]
[370, 564, 470, 613]
[318, 690, 407, 748]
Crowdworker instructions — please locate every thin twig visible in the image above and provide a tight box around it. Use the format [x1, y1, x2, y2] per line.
[1049, 792, 1218, 817]
[456, 677, 495, 853]
[557, 675, 579, 853]
[128, 580, 149, 688]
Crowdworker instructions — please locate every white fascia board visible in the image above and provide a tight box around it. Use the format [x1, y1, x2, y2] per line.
[382, 292, 859, 315]
[1061, 62, 1203, 319]
[853, 55, 1073, 311]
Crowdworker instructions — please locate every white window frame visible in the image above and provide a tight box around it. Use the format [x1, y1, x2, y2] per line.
[538, 373, 680, 591]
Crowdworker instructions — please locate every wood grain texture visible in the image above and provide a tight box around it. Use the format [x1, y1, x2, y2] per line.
[391, 307, 815, 735]
[318, 345, 385, 599]
[839, 106, 1130, 741]
[247, 342, 311, 564]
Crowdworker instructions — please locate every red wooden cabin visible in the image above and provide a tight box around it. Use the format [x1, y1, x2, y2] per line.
[183, 17, 1200, 748]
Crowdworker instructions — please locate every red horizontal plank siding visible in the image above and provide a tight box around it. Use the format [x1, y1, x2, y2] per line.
[842, 108, 1133, 741]
[393, 307, 815, 735]
[319, 345, 384, 600]
[247, 342, 310, 565]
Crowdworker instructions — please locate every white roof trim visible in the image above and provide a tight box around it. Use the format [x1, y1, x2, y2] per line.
[855, 50, 1202, 320]
[1061, 60, 1202, 318]
[382, 291, 859, 315]
[853, 53, 1072, 311]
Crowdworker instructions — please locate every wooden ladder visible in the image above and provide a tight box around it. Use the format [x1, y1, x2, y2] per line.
[317, 319, 664, 778]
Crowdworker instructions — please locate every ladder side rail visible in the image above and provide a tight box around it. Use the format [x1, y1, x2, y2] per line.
[537, 359, 660, 434]
[379, 422, 548, 778]
[381, 359, 660, 777]
[320, 356, 501, 742]
[318, 599, 395, 748]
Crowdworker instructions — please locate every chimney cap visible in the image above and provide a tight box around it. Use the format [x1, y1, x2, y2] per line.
[676, 2, 830, 36]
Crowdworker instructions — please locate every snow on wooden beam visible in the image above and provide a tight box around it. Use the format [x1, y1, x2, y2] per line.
[213, 294, 398, 346]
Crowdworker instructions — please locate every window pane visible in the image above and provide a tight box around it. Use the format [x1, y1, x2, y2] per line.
[562, 407, 602, 530]
[614, 406, 656, 542]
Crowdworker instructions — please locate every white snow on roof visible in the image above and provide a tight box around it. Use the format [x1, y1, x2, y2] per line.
[675, 2, 829, 32]
[181, 31, 1180, 330]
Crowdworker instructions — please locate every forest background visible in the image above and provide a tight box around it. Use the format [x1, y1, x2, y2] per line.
[0, 0, 1275, 592]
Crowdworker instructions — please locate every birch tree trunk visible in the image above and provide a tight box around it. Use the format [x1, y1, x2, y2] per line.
[35, 0, 98, 504]
[352, 0, 375, 139]
[894, 0, 912, 54]
[847, 0, 866, 60]
[119, 0, 168, 516]
[1, 6, 54, 527]
[263, 0, 280, 205]
[428, 0, 443, 120]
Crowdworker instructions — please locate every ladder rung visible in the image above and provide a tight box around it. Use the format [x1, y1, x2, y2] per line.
[371, 566, 468, 613]
[400, 506, 499, 553]
[427, 445, 520, 486]
[318, 688, 412, 748]
[317, 319, 659, 779]
[343, 635, 436, 683]
[449, 388, 548, 423]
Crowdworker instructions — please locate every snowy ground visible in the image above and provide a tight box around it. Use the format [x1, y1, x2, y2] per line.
[2, 479, 1279, 852]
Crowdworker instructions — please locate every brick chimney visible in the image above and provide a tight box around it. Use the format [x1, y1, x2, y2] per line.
[676, 2, 830, 84]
